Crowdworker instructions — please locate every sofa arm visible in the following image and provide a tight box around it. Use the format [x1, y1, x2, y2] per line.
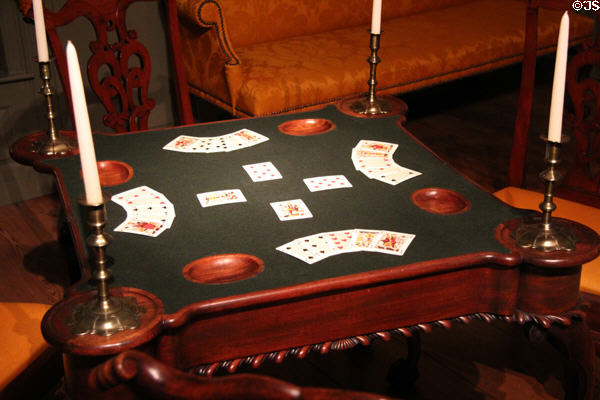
[177, 0, 243, 115]
[176, 0, 239, 67]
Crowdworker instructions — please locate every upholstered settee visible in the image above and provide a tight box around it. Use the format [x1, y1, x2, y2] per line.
[175, 0, 594, 117]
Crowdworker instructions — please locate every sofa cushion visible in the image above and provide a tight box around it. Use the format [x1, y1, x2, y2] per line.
[221, 0, 475, 48]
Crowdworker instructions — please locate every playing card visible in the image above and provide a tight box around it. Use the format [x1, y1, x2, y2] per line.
[270, 199, 312, 221]
[277, 239, 321, 264]
[220, 133, 247, 151]
[115, 195, 171, 211]
[128, 202, 175, 227]
[201, 137, 229, 153]
[303, 175, 352, 192]
[208, 135, 235, 152]
[352, 229, 381, 251]
[243, 162, 283, 182]
[231, 129, 269, 146]
[371, 166, 422, 185]
[371, 231, 415, 256]
[163, 135, 201, 152]
[114, 218, 169, 237]
[294, 233, 337, 261]
[197, 189, 247, 207]
[354, 140, 397, 156]
[111, 186, 164, 206]
[353, 157, 396, 175]
[127, 200, 174, 214]
[324, 229, 358, 253]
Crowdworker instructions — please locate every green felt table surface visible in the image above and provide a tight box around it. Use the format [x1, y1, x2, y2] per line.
[45, 106, 526, 314]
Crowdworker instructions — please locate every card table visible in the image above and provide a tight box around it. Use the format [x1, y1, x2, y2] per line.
[37, 105, 599, 399]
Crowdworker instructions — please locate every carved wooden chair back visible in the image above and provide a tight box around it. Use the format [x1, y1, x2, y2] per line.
[508, 0, 600, 206]
[88, 350, 400, 399]
[25, 0, 194, 133]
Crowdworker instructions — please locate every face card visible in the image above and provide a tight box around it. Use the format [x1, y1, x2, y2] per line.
[354, 140, 397, 156]
[197, 189, 247, 207]
[303, 175, 352, 192]
[114, 218, 168, 237]
[163, 135, 201, 152]
[231, 129, 269, 146]
[270, 199, 312, 221]
[243, 162, 283, 182]
[372, 231, 415, 256]
[352, 229, 381, 251]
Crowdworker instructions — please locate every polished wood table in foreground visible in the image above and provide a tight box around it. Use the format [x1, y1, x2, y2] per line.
[37, 105, 599, 399]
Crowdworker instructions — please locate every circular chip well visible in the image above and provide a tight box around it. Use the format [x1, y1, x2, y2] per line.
[278, 118, 335, 136]
[183, 254, 264, 284]
[411, 188, 470, 215]
[81, 160, 133, 186]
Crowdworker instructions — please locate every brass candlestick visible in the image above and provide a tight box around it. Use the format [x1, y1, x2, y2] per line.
[515, 138, 577, 252]
[350, 32, 392, 115]
[29, 60, 76, 156]
[68, 195, 143, 336]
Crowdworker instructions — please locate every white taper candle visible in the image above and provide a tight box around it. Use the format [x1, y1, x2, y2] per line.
[32, 0, 50, 62]
[548, 12, 569, 143]
[371, 0, 382, 34]
[66, 41, 103, 204]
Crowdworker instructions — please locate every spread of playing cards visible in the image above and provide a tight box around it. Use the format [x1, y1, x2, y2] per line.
[111, 186, 175, 237]
[163, 129, 268, 153]
[352, 140, 421, 185]
[277, 229, 415, 264]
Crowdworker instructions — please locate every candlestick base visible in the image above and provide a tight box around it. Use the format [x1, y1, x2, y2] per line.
[68, 296, 143, 336]
[514, 218, 577, 252]
[349, 97, 392, 115]
[514, 139, 578, 252]
[29, 132, 77, 156]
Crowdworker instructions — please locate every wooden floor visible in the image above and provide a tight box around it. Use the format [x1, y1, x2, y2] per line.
[1, 56, 597, 399]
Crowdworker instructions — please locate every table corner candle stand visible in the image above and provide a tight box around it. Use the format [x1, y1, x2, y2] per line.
[10, 59, 78, 166]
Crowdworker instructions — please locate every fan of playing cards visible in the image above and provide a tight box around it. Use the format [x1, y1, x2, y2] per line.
[277, 229, 415, 264]
[352, 140, 421, 185]
[111, 186, 175, 237]
[163, 129, 269, 153]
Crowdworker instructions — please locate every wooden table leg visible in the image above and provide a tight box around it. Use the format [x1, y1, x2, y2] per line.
[544, 319, 595, 400]
[387, 333, 421, 394]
